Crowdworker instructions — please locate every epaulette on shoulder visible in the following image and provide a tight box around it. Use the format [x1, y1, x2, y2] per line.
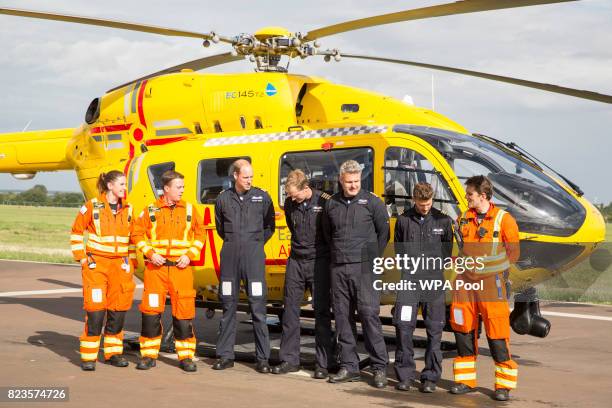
[369, 191, 379, 198]
[320, 192, 332, 200]
[252, 186, 267, 192]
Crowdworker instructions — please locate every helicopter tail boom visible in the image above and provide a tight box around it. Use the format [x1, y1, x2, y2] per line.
[0, 128, 74, 176]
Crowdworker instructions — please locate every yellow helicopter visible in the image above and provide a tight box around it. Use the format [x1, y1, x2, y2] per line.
[0, 0, 609, 337]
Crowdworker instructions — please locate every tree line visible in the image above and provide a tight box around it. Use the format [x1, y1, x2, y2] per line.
[1, 184, 611, 221]
[0, 185, 83, 207]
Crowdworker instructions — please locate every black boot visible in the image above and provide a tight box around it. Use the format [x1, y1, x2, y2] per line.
[328, 368, 360, 383]
[271, 361, 299, 374]
[136, 357, 156, 370]
[81, 361, 96, 371]
[313, 365, 329, 380]
[108, 354, 129, 367]
[420, 380, 436, 393]
[212, 358, 234, 370]
[395, 381, 410, 391]
[494, 389, 510, 401]
[179, 358, 197, 372]
[256, 360, 271, 374]
[372, 370, 388, 388]
[450, 383, 474, 395]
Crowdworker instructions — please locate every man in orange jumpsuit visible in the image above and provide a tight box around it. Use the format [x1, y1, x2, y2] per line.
[132, 170, 205, 372]
[450, 175, 520, 402]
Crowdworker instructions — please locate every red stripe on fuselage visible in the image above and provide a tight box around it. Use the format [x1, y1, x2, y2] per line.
[91, 123, 132, 134]
[137, 79, 148, 128]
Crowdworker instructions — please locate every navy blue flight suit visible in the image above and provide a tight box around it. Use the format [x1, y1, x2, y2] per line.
[393, 206, 453, 383]
[215, 186, 275, 362]
[279, 189, 334, 369]
[323, 189, 390, 373]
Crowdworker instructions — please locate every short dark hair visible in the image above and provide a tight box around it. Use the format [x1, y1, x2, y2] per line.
[465, 175, 493, 200]
[161, 170, 184, 187]
[413, 182, 434, 200]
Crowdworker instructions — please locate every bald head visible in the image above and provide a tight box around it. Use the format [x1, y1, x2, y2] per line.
[232, 159, 253, 193]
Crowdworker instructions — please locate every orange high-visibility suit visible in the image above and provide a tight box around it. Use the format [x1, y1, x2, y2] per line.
[450, 202, 520, 391]
[71, 195, 137, 363]
[132, 198, 204, 361]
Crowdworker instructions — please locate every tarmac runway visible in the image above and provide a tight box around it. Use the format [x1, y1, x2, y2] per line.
[1, 259, 611, 407]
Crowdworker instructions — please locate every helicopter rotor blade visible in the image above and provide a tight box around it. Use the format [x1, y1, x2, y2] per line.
[0, 7, 231, 42]
[340, 53, 612, 104]
[303, 0, 577, 41]
[108, 52, 243, 93]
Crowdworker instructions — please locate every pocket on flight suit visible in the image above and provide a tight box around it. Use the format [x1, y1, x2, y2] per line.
[393, 303, 418, 327]
[175, 288, 196, 320]
[140, 290, 166, 314]
[450, 303, 473, 333]
[483, 303, 511, 339]
[83, 284, 107, 311]
[116, 281, 136, 311]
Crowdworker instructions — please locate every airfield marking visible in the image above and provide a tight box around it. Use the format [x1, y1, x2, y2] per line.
[541, 310, 612, 322]
[0, 258, 78, 267]
[0, 284, 144, 297]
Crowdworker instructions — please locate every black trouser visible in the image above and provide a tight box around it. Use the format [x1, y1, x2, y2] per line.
[217, 242, 270, 361]
[331, 262, 388, 372]
[279, 256, 334, 368]
[393, 293, 445, 382]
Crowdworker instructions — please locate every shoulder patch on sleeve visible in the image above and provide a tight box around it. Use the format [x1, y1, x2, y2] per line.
[80, 205, 88, 215]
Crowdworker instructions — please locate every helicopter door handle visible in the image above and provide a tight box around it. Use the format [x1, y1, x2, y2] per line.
[288, 125, 304, 132]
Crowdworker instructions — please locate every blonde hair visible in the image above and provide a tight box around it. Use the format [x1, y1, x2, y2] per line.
[285, 169, 309, 191]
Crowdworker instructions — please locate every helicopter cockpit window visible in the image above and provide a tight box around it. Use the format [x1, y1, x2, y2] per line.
[147, 162, 175, 198]
[383, 147, 459, 219]
[279, 148, 374, 206]
[394, 125, 586, 237]
[198, 156, 251, 204]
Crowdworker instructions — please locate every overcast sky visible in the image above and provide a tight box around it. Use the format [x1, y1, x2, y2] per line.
[1, 0, 611, 202]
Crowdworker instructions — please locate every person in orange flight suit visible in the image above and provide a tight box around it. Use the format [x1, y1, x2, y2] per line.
[449, 175, 520, 402]
[71, 170, 137, 371]
[132, 170, 204, 372]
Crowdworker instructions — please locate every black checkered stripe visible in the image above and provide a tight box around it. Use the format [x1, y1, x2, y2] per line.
[203, 125, 388, 147]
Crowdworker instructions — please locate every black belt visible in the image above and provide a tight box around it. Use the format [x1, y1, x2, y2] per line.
[164, 260, 178, 266]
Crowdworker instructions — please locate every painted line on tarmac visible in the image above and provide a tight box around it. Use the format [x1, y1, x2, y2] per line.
[0, 284, 144, 297]
[0, 258, 79, 267]
[541, 311, 612, 322]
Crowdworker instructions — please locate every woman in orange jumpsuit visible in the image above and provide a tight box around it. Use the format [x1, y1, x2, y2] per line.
[70, 170, 136, 371]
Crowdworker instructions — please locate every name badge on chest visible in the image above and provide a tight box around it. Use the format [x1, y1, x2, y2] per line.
[251, 195, 263, 203]
[358, 199, 368, 205]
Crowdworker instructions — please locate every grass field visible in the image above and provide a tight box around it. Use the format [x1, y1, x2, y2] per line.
[0, 205, 75, 263]
[0, 205, 611, 302]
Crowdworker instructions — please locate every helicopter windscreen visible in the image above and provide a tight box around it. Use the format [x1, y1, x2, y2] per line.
[394, 125, 586, 237]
